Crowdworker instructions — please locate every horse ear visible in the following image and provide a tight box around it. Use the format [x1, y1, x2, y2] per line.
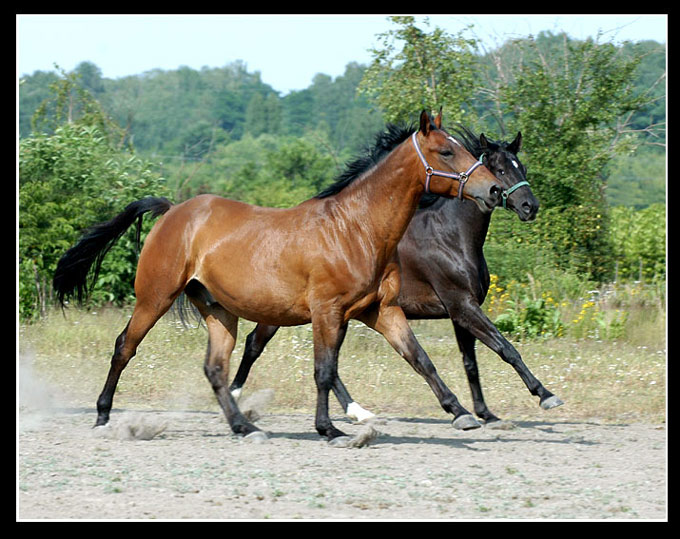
[479, 133, 489, 149]
[419, 110, 432, 136]
[433, 107, 443, 129]
[508, 131, 522, 154]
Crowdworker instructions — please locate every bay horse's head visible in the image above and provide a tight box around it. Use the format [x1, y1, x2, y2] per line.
[479, 131, 539, 221]
[412, 110, 502, 213]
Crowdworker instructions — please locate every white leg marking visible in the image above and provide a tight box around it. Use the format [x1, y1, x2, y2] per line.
[346, 401, 376, 423]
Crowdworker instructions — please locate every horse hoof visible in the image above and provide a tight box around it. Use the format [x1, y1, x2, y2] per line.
[94, 416, 110, 428]
[328, 436, 353, 448]
[452, 414, 481, 431]
[540, 395, 565, 410]
[243, 430, 268, 443]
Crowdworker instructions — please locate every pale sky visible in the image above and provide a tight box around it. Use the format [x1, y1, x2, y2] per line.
[17, 14, 667, 95]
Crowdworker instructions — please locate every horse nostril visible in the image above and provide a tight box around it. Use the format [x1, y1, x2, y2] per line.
[523, 201, 539, 220]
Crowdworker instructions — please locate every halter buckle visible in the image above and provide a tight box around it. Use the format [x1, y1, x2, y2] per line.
[457, 173, 469, 200]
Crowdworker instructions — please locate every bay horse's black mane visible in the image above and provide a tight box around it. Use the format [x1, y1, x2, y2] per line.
[315, 123, 415, 200]
[315, 122, 498, 209]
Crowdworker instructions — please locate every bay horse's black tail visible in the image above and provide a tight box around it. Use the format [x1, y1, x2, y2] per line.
[53, 196, 173, 307]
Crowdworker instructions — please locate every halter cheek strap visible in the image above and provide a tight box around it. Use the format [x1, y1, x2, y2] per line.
[411, 132, 485, 199]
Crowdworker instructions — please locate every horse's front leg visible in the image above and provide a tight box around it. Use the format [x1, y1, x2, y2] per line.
[449, 295, 564, 411]
[311, 312, 350, 443]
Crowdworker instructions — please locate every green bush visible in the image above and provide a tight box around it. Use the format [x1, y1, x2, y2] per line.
[485, 203, 611, 283]
[19, 124, 168, 319]
[484, 271, 664, 342]
[610, 203, 666, 281]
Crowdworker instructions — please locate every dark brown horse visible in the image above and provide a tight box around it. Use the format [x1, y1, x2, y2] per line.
[229, 126, 563, 424]
[53, 110, 502, 443]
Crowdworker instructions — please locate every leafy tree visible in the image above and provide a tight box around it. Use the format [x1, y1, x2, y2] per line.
[215, 134, 335, 207]
[358, 16, 478, 124]
[19, 70, 60, 137]
[73, 61, 105, 96]
[280, 88, 315, 136]
[169, 120, 229, 161]
[621, 40, 666, 144]
[19, 124, 168, 318]
[606, 145, 666, 208]
[30, 64, 126, 149]
[498, 34, 647, 206]
[482, 33, 657, 280]
[359, 26, 662, 281]
[245, 93, 282, 137]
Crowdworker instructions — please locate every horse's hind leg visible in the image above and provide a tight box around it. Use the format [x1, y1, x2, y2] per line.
[231, 323, 374, 423]
[229, 324, 280, 399]
[186, 289, 262, 438]
[358, 303, 480, 430]
[452, 322, 501, 424]
[333, 377, 375, 423]
[95, 298, 173, 427]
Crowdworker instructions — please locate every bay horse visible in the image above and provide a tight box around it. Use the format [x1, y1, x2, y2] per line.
[53, 110, 502, 443]
[229, 126, 563, 424]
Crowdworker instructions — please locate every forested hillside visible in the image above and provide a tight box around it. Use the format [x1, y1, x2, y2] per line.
[19, 32, 665, 207]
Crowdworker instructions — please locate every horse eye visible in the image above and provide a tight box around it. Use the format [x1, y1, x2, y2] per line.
[440, 150, 453, 157]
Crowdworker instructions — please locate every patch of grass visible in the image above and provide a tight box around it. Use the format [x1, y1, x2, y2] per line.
[19, 306, 214, 412]
[20, 299, 665, 424]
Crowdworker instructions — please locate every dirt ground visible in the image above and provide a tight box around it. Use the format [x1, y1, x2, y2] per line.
[18, 401, 667, 521]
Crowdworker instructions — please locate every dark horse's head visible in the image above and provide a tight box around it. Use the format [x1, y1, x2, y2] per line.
[454, 127, 539, 221]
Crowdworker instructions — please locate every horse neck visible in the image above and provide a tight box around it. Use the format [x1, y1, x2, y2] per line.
[335, 142, 424, 253]
[436, 198, 491, 255]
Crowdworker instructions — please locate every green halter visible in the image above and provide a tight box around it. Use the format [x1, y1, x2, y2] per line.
[501, 180, 530, 210]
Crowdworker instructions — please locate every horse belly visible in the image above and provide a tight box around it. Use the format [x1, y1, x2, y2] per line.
[227, 282, 311, 326]
[199, 262, 312, 326]
[195, 237, 312, 326]
[398, 277, 448, 319]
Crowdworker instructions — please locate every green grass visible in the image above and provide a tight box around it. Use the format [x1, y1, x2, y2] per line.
[19, 296, 666, 425]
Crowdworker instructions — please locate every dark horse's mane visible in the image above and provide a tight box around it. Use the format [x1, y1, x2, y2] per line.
[450, 124, 509, 157]
[315, 122, 496, 209]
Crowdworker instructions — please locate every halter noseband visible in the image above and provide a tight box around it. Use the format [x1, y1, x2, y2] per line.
[501, 180, 530, 210]
[411, 132, 485, 199]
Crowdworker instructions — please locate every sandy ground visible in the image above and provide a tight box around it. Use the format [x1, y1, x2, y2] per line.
[18, 402, 667, 521]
